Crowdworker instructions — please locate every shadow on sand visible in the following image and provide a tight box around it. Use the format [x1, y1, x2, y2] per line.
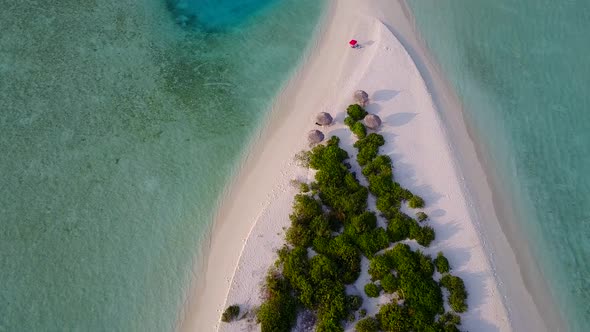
[372, 89, 400, 102]
[385, 112, 416, 127]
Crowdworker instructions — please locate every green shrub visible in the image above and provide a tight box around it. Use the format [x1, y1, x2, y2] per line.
[408, 219, 422, 239]
[355, 317, 380, 332]
[333, 242, 362, 284]
[355, 227, 390, 257]
[417, 251, 435, 277]
[386, 212, 414, 242]
[344, 116, 356, 127]
[368, 254, 392, 281]
[354, 134, 385, 166]
[312, 236, 332, 254]
[364, 283, 381, 298]
[438, 313, 461, 332]
[347, 313, 356, 323]
[310, 254, 339, 285]
[378, 244, 445, 322]
[257, 272, 298, 332]
[300, 182, 310, 193]
[367, 175, 395, 198]
[434, 252, 450, 274]
[362, 154, 392, 177]
[309, 138, 349, 170]
[221, 305, 240, 322]
[381, 274, 398, 293]
[377, 303, 409, 331]
[309, 215, 332, 239]
[347, 104, 368, 121]
[375, 194, 398, 218]
[315, 280, 347, 330]
[290, 194, 323, 223]
[440, 275, 468, 312]
[346, 295, 364, 312]
[415, 225, 435, 247]
[349, 211, 377, 234]
[359, 308, 367, 318]
[279, 246, 310, 280]
[438, 312, 461, 325]
[256, 115, 466, 332]
[351, 121, 367, 139]
[285, 223, 312, 248]
[408, 195, 425, 208]
[294, 150, 311, 167]
[257, 295, 297, 332]
[416, 211, 428, 222]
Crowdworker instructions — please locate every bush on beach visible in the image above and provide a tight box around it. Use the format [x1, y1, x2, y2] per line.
[364, 283, 381, 298]
[408, 195, 425, 209]
[256, 127, 467, 331]
[434, 252, 450, 274]
[347, 104, 368, 121]
[354, 133, 385, 166]
[221, 305, 240, 322]
[352, 121, 367, 139]
[344, 116, 356, 128]
[416, 211, 428, 222]
[356, 317, 380, 332]
[440, 274, 468, 313]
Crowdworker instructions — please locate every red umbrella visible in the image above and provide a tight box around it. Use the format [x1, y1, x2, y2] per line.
[349, 39, 358, 47]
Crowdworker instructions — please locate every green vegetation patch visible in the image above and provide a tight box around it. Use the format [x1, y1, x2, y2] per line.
[409, 195, 425, 208]
[221, 305, 240, 323]
[441, 274, 469, 313]
[354, 133, 385, 166]
[364, 283, 381, 298]
[252, 113, 469, 331]
[351, 121, 367, 139]
[416, 211, 428, 222]
[434, 252, 450, 274]
[355, 317, 380, 332]
[347, 104, 368, 121]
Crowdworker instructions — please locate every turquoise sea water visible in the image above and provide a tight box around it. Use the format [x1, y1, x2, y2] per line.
[408, 1, 590, 330]
[0, 0, 325, 330]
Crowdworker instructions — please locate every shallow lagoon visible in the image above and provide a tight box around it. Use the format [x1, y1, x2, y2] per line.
[0, 0, 325, 330]
[409, 1, 590, 330]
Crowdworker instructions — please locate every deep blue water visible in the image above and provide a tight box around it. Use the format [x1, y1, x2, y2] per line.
[0, 0, 325, 330]
[169, 0, 276, 30]
[408, 1, 590, 330]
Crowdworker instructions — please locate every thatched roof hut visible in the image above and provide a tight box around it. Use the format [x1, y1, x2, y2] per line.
[354, 90, 369, 106]
[308, 130, 325, 145]
[364, 114, 382, 130]
[315, 112, 333, 126]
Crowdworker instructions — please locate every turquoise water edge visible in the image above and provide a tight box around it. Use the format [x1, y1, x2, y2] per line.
[3, 0, 589, 330]
[408, 1, 590, 331]
[0, 0, 325, 330]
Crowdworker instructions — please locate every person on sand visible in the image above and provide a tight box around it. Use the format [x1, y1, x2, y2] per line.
[349, 39, 359, 48]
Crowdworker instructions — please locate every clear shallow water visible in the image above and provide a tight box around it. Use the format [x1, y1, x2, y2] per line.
[408, 1, 590, 330]
[0, 0, 325, 330]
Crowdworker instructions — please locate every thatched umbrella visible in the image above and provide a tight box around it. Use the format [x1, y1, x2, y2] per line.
[315, 112, 333, 126]
[308, 130, 325, 145]
[364, 114, 382, 130]
[354, 90, 369, 106]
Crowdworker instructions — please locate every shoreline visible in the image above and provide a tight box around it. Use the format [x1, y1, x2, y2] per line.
[387, 1, 565, 330]
[180, 1, 554, 331]
[177, 1, 335, 330]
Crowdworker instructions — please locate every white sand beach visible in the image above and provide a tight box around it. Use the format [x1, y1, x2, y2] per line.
[180, 1, 548, 331]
